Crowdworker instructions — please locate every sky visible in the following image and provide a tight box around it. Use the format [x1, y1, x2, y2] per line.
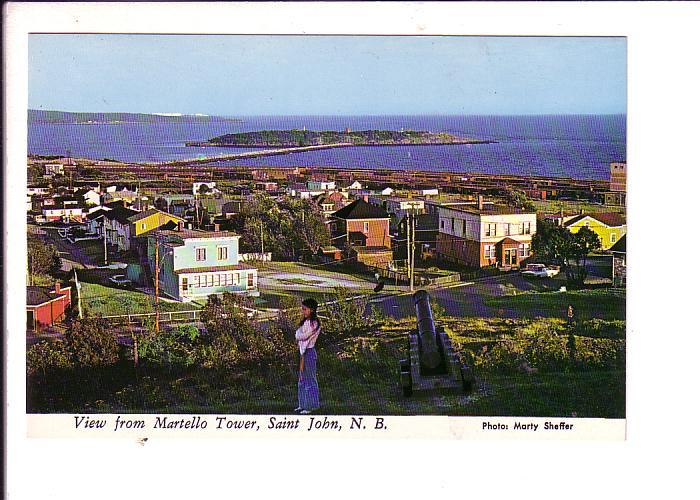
[28, 35, 626, 116]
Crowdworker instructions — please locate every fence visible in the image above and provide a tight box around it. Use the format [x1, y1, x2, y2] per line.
[101, 309, 201, 325]
[240, 252, 272, 262]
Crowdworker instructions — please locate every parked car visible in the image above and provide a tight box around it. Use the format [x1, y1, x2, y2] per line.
[521, 263, 560, 278]
[109, 275, 132, 287]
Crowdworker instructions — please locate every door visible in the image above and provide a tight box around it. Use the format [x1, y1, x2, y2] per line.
[505, 249, 517, 266]
[27, 310, 35, 331]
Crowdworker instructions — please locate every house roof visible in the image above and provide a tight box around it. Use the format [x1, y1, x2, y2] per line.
[609, 234, 627, 253]
[105, 206, 140, 224]
[26, 286, 67, 306]
[499, 237, 521, 246]
[156, 228, 240, 240]
[563, 212, 626, 228]
[440, 204, 534, 216]
[128, 208, 185, 223]
[86, 208, 111, 220]
[175, 263, 256, 274]
[26, 287, 53, 306]
[332, 199, 389, 220]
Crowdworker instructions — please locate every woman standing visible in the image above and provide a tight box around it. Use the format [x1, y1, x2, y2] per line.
[295, 298, 321, 414]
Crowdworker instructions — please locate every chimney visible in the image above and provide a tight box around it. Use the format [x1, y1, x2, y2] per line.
[478, 194, 484, 210]
[55, 282, 62, 294]
[214, 223, 220, 232]
[187, 223, 193, 230]
[178, 221, 184, 231]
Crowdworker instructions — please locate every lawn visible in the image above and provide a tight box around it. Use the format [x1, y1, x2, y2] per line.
[485, 288, 626, 321]
[79, 282, 200, 317]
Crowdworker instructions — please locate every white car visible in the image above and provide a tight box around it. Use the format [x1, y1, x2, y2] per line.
[109, 275, 132, 287]
[521, 264, 560, 278]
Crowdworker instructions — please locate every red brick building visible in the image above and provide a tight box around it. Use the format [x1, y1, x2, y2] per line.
[330, 199, 393, 267]
[26, 283, 72, 331]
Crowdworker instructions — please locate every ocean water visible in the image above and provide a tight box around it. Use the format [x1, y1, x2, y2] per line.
[28, 114, 625, 180]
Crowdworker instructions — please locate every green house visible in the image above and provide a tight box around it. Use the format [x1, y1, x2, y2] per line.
[148, 228, 259, 302]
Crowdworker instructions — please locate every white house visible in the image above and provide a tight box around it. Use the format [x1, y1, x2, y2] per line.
[307, 180, 336, 191]
[44, 163, 64, 176]
[380, 187, 395, 196]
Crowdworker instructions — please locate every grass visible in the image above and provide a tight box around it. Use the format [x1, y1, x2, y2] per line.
[80, 282, 199, 317]
[485, 288, 626, 321]
[27, 316, 625, 418]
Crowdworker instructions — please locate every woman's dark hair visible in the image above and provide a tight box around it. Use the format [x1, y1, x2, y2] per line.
[299, 298, 321, 328]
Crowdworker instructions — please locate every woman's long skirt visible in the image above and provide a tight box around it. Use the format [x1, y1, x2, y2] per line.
[298, 348, 320, 411]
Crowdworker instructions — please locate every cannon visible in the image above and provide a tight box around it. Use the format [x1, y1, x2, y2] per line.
[400, 290, 474, 396]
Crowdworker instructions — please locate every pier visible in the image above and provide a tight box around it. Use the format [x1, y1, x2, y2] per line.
[148, 143, 353, 168]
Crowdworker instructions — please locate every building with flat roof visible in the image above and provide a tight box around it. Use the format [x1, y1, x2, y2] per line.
[436, 200, 536, 269]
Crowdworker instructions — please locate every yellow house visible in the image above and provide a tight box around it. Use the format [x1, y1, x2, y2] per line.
[128, 208, 185, 237]
[563, 213, 627, 250]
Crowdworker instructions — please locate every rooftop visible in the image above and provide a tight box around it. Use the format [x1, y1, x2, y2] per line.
[332, 199, 390, 220]
[128, 208, 184, 223]
[439, 204, 535, 216]
[175, 263, 256, 274]
[563, 212, 627, 228]
[156, 228, 240, 240]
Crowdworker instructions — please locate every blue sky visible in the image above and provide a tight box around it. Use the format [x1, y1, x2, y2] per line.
[28, 35, 626, 115]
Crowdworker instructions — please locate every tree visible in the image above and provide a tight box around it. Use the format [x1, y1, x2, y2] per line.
[503, 188, 536, 212]
[200, 293, 292, 369]
[532, 219, 601, 287]
[568, 227, 602, 285]
[64, 317, 120, 367]
[28, 236, 62, 283]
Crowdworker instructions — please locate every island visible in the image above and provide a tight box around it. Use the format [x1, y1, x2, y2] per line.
[186, 129, 495, 148]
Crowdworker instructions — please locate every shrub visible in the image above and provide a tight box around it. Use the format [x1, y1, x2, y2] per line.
[473, 318, 626, 374]
[276, 295, 302, 337]
[64, 317, 120, 367]
[27, 340, 72, 377]
[137, 324, 201, 369]
[322, 287, 370, 338]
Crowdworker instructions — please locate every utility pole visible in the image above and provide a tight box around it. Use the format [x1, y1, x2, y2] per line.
[103, 217, 108, 265]
[410, 207, 416, 292]
[74, 268, 83, 319]
[260, 220, 265, 255]
[154, 236, 160, 335]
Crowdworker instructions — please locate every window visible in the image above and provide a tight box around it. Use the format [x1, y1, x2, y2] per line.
[247, 273, 254, 288]
[524, 222, 531, 235]
[141, 223, 146, 230]
[181, 277, 188, 293]
[214, 274, 220, 286]
[217, 246, 228, 261]
[519, 243, 530, 258]
[484, 244, 495, 259]
[193, 275, 201, 288]
[451, 218, 455, 232]
[504, 223, 511, 236]
[462, 219, 467, 236]
[485, 223, 497, 237]
[363, 222, 369, 233]
[207, 274, 214, 287]
[611, 233, 617, 243]
[225, 273, 233, 286]
[195, 247, 207, 261]
[233, 273, 239, 285]
[440, 219, 445, 230]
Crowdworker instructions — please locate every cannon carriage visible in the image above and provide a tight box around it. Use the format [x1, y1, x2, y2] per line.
[400, 290, 474, 396]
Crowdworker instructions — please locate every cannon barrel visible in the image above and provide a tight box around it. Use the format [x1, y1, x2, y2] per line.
[413, 290, 442, 369]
